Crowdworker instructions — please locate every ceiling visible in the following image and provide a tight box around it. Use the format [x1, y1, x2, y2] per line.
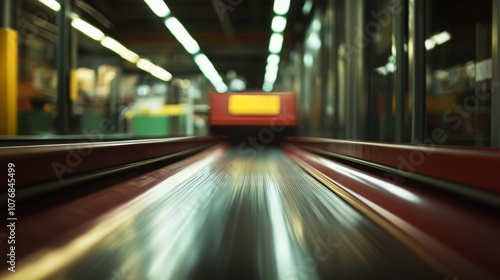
[76, 0, 308, 89]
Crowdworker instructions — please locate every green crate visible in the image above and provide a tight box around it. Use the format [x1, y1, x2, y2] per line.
[132, 115, 169, 136]
[81, 113, 105, 131]
[17, 111, 53, 135]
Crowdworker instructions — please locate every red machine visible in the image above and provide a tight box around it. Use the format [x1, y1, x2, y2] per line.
[209, 92, 297, 143]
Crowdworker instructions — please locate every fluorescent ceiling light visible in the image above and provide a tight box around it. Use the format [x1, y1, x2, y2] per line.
[101, 37, 140, 63]
[144, 0, 171, 18]
[215, 83, 228, 93]
[265, 69, 278, 82]
[271, 16, 287, 33]
[263, 83, 273, 92]
[268, 33, 284, 54]
[38, 0, 61, 12]
[273, 0, 291, 15]
[137, 59, 172, 81]
[425, 31, 451, 50]
[72, 18, 105, 41]
[137, 59, 156, 72]
[151, 66, 173, 81]
[194, 54, 218, 79]
[306, 32, 321, 50]
[425, 39, 435, 50]
[432, 31, 451, 45]
[267, 54, 280, 65]
[303, 52, 313, 68]
[194, 54, 227, 92]
[302, 0, 313, 15]
[266, 63, 279, 73]
[165, 17, 200, 54]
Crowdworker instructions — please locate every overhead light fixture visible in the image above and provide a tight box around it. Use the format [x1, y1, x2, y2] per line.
[137, 59, 172, 82]
[267, 54, 280, 65]
[38, 0, 61, 12]
[263, 0, 290, 91]
[263, 82, 273, 92]
[137, 59, 156, 72]
[101, 37, 140, 63]
[303, 53, 313, 68]
[425, 31, 451, 50]
[306, 32, 322, 50]
[165, 17, 201, 55]
[194, 54, 219, 80]
[194, 54, 227, 93]
[432, 31, 451, 45]
[151, 66, 173, 82]
[268, 33, 284, 54]
[425, 39, 436, 50]
[72, 18, 105, 41]
[215, 83, 229, 93]
[273, 0, 291, 16]
[266, 63, 279, 73]
[265, 69, 278, 82]
[271, 16, 287, 33]
[144, 0, 171, 18]
[302, 0, 313, 15]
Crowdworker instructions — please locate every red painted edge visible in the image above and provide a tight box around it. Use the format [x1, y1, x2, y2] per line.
[0, 136, 222, 189]
[283, 144, 500, 280]
[286, 137, 500, 194]
[11, 144, 228, 261]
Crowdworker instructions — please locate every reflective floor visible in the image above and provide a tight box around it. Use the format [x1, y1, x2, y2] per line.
[8, 148, 441, 280]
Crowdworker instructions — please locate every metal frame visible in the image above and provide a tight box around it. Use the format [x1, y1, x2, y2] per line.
[492, 0, 500, 147]
[0, 0, 12, 28]
[408, 0, 426, 143]
[345, 0, 366, 140]
[56, 0, 72, 134]
[287, 137, 500, 198]
[284, 143, 499, 279]
[0, 136, 222, 189]
[393, 0, 406, 142]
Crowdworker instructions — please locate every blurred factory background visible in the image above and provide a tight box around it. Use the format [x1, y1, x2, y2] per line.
[1, 1, 500, 279]
[0, 0, 496, 147]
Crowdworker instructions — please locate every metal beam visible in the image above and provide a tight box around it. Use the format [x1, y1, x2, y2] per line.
[56, 0, 72, 134]
[409, 0, 426, 143]
[492, 0, 500, 147]
[394, 0, 406, 143]
[0, 0, 12, 28]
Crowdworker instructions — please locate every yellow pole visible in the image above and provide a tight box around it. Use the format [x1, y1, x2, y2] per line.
[0, 28, 17, 135]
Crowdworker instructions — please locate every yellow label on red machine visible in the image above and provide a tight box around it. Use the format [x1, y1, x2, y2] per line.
[228, 95, 280, 115]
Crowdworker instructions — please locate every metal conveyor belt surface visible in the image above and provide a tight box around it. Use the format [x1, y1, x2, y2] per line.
[6, 147, 441, 280]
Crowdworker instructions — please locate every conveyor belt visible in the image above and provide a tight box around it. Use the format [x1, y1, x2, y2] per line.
[5, 147, 441, 280]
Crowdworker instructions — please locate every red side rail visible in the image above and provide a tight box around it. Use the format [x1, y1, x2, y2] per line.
[287, 137, 500, 195]
[283, 144, 500, 279]
[0, 136, 222, 189]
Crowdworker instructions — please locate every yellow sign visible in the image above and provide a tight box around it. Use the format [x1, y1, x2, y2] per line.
[228, 95, 280, 115]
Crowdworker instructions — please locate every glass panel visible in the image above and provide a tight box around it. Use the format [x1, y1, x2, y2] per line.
[425, 0, 492, 146]
[17, 1, 58, 135]
[366, 0, 399, 142]
[301, 11, 324, 137]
